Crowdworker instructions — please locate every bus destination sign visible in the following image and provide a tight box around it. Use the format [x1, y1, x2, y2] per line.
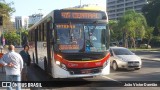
[61, 12, 102, 19]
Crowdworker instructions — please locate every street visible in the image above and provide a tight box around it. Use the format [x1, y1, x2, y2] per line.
[0, 48, 160, 90]
[24, 49, 160, 90]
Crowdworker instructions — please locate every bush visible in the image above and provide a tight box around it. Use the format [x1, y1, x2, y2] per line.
[150, 36, 160, 47]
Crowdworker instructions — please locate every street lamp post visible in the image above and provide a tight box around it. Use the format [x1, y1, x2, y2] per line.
[19, 29, 22, 47]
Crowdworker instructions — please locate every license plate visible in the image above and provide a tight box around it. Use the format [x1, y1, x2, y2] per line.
[128, 63, 139, 66]
[81, 70, 91, 74]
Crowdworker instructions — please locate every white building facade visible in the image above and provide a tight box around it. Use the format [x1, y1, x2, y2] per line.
[15, 16, 29, 30]
[107, 0, 148, 20]
[28, 13, 43, 25]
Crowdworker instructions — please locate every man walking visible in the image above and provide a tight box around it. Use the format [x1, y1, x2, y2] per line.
[0, 45, 23, 90]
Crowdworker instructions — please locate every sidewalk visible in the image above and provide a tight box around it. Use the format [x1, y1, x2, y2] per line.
[0, 48, 30, 90]
[131, 48, 160, 62]
[140, 56, 160, 62]
[0, 67, 30, 90]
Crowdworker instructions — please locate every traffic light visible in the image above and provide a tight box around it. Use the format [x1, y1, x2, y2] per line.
[0, 16, 3, 26]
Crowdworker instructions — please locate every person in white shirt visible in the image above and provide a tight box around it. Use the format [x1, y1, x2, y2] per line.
[0, 45, 23, 90]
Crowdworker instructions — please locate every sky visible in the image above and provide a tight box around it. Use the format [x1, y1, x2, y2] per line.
[5, 0, 106, 18]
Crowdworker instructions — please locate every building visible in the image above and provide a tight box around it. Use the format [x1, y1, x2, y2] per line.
[69, 4, 106, 11]
[15, 16, 29, 30]
[107, 0, 148, 20]
[28, 13, 43, 26]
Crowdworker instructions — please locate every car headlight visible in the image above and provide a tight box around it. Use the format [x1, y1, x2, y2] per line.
[117, 58, 127, 62]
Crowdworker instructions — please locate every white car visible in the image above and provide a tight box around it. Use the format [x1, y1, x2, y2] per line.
[109, 47, 142, 71]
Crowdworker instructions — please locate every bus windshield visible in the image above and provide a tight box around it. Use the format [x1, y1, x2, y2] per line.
[56, 23, 107, 53]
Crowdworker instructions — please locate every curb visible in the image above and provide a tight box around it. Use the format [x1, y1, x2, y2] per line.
[141, 58, 160, 62]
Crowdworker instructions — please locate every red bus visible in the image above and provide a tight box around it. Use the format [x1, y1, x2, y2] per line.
[28, 7, 110, 78]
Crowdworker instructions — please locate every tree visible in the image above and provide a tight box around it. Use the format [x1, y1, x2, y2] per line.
[109, 20, 122, 41]
[157, 16, 160, 30]
[0, 1, 15, 30]
[142, 0, 160, 35]
[118, 10, 147, 48]
[144, 26, 154, 48]
[21, 29, 28, 46]
[4, 31, 20, 45]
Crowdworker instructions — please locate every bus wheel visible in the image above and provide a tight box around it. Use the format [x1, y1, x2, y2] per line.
[44, 57, 48, 73]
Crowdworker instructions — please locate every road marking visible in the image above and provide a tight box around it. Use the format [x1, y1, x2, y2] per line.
[102, 76, 121, 83]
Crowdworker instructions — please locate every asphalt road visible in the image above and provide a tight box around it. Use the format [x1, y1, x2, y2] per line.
[25, 59, 160, 90]
[13, 48, 160, 90]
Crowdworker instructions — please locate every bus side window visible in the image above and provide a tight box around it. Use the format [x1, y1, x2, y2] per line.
[44, 23, 47, 41]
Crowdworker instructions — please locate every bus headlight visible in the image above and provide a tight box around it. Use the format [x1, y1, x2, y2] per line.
[56, 61, 67, 70]
[56, 61, 61, 65]
[103, 59, 109, 68]
[61, 64, 67, 70]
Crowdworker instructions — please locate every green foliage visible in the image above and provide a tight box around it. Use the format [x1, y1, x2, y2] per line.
[4, 31, 20, 45]
[145, 26, 154, 40]
[157, 16, 160, 30]
[18, 28, 29, 46]
[0, 2, 15, 16]
[118, 10, 147, 48]
[142, 0, 160, 35]
[109, 20, 122, 42]
[150, 36, 160, 47]
[142, 0, 160, 26]
[0, 1, 15, 33]
[120, 10, 146, 38]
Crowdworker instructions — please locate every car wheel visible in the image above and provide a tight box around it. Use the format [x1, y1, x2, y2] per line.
[112, 61, 118, 71]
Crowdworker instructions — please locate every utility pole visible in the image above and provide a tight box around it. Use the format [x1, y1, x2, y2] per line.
[18, 28, 22, 47]
[20, 30, 21, 47]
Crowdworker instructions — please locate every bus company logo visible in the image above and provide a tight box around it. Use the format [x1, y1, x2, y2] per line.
[2, 82, 11, 87]
[68, 63, 78, 67]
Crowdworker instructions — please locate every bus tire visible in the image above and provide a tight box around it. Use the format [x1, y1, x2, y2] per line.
[44, 57, 48, 73]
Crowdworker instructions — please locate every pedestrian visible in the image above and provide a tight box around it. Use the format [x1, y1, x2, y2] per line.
[19, 45, 31, 81]
[19, 45, 31, 66]
[0, 45, 23, 90]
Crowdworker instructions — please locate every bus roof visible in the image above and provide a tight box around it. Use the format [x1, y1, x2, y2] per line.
[28, 6, 106, 31]
[63, 5, 105, 11]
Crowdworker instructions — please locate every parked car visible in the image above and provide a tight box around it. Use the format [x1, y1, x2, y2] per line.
[109, 47, 142, 71]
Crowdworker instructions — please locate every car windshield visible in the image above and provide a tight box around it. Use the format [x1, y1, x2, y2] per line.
[112, 48, 134, 55]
